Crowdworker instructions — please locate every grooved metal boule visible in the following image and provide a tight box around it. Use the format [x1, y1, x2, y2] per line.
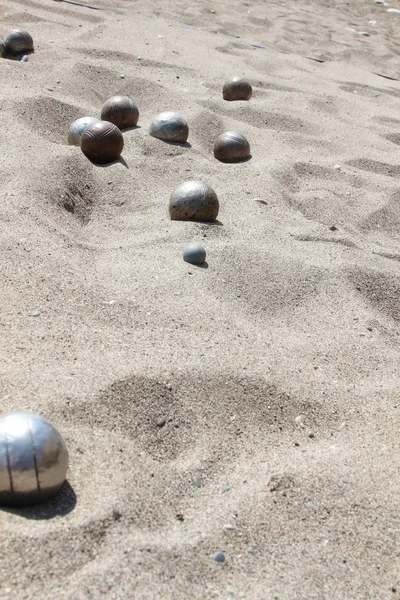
[0, 412, 69, 507]
[222, 77, 252, 101]
[4, 30, 34, 55]
[213, 131, 250, 163]
[149, 112, 189, 143]
[183, 243, 206, 265]
[80, 120, 124, 164]
[100, 95, 139, 129]
[169, 180, 219, 222]
[68, 116, 100, 146]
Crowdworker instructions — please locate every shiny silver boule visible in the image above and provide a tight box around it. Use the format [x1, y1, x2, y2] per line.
[68, 116, 100, 146]
[222, 77, 252, 101]
[213, 131, 250, 163]
[0, 412, 69, 507]
[149, 111, 189, 143]
[169, 180, 219, 222]
[4, 29, 34, 55]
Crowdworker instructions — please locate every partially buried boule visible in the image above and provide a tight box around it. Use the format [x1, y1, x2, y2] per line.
[222, 77, 252, 101]
[0, 412, 69, 507]
[100, 95, 139, 130]
[4, 29, 34, 55]
[80, 120, 124, 165]
[183, 243, 206, 265]
[213, 131, 250, 163]
[68, 116, 100, 146]
[169, 181, 219, 222]
[149, 112, 189, 143]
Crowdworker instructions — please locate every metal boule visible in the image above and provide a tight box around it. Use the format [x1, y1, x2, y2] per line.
[4, 29, 34, 56]
[68, 116, 100, 146]
[213, 131, 250, 163]
[169, 180, 219, 222]
[80, 120, 124, 165]
[222, 77, 252, 101]
[149, 111, 189, 143]
[100, 95, 139, 130]
[0, 411, 69, 507]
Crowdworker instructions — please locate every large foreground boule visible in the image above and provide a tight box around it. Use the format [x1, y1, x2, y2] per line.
[149, 111, 189, 143]
[0, 412, 69, 506]
[213, 131, 250, 163]
[100, 95, 139, 129]
[68, 116, 100, 146]
[80, 120, 124, 164]
[169, 181, 219, 222]
[4, 29, 34, 55]
[222, 77, 252, 101]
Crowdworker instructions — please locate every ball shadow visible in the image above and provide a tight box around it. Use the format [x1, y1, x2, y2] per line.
[0, 481, 77, 520]
[215, 154, 252, 164]
[88, 156, 129, 169]
[162, 140, 192, 149]
[120, 125, 141, 133]
[196, 261, 209, 269]
[3, 50, 34, 61]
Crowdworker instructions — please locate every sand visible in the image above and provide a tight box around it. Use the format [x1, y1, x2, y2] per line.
[0, 0, 399, 597]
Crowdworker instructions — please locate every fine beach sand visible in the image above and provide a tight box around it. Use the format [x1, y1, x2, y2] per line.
[1, 0, 400, 598]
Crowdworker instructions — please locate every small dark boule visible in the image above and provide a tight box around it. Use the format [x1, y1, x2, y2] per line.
[213, 131, 250, 163]
[100, 95, 139, 129]
[80, 120, 124, 164]
[4, 29, 34, 55]
[149, 112, 189, 143]
[0, 411, 68, 507]
[169, 180, 219, 222]
[0, 39, 5, 58]
[183, 243, 206, 265]
[222, 77, 252, 101]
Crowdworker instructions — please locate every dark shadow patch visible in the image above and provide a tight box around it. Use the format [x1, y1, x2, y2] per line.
[360, 191, 400, 236]
[348, 268, 400, 322]
[198, 100, 314, 134]
[294, 162, 341, 180]
[293, 234, 356, 248]
[42, 153, 97, 224]
[69, 373, 324, 462]
[339, 82, 400, 99]
[71, 62, 184, 108]
[15, 96, 82, 144]
[385, 133, 400, 146]
[207, 248, 323, 316]
[1, 481, 76, 520]
[190, 110, 226, 153]
[8, 0, 102, 22]
[346, 159, 400, 179]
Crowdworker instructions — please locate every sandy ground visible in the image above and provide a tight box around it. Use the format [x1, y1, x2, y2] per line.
[0, 0, 400, 598]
